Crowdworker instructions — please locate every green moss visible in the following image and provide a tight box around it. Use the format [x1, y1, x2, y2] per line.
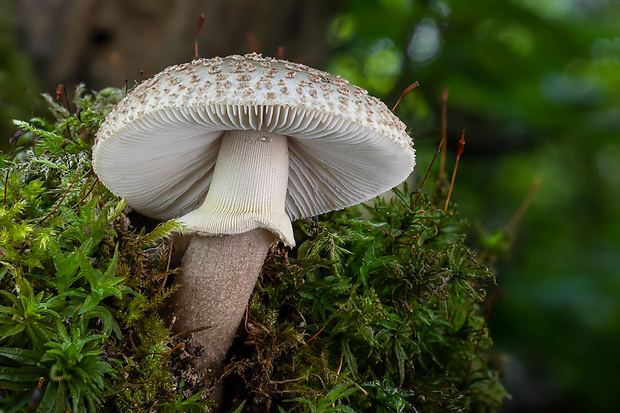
[228, 190, 508, 412]
[0, 87, 192, 412]
[0, 86, 508, 412]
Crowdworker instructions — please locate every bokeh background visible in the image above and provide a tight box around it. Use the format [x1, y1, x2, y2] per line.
[2, 0, 619, 411]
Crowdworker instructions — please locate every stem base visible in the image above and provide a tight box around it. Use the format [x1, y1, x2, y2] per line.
[168, 228, 277, 372]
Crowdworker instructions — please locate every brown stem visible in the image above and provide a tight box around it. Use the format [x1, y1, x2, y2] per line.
[444, 130, 465, 211]
[506, 175, 541, 232]
[168, 228, 277, 373]
[194, 14, 206, 59]
[391, 81, 419, 112]
[412, 138, 443, 210]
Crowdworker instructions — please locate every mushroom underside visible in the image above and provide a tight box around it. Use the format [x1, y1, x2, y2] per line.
[92, 104, 415, 224]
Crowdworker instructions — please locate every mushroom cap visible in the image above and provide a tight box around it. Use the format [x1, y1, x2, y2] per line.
[92, 53, 415, 225]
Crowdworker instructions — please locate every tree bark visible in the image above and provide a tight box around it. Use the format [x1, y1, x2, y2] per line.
[14, 0, 342, 91]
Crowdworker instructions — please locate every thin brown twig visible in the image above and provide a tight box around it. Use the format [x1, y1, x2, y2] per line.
[269, 375, 311, 385]
[276, 46, 284, 59]
[155, 241, 174, 295]
[271, 374, 327, 391]
[19, 240, 28, 254]
[62, 84, 71, 113]
[136, 343, 184, 360]
[39, 169, 81, 225]
[194, 14, 206, 59]
[246, 31, 260, 52]
[305, 323, 328, 344]
[507, 175, 541, 232]
[412, 138, 444, 209]
[77, 168, 93, 214]
[96, 177, 106, 207]
[464, 297, 494, 381]
[444, 130, 465, 211]
[305, 310, 340, 344]
[391, 81, 420, 112]
[81, 176, 99, 205]
[56, 84, 73, 141]
[170, 326, 210, 340]
[165, 240, 173, 271]
[335, 352, 344, 377]
[9, 131, 21, 157]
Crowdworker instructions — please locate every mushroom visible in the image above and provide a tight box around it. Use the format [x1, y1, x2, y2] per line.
[92, 53, 415, 373]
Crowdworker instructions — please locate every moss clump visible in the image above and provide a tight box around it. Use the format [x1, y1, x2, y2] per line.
[0, 86, 508, 412]
[0, 87, 190, 412]
[223, 189, 508, 412]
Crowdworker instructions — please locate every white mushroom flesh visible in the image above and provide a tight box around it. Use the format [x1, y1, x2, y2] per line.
[178, 129, 293, 245]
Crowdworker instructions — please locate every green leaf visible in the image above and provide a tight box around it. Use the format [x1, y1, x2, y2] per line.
[0, 323, 25, 341]
[341, 339, 358, 379]
[0, 365, 43, 383]
[231, 400, 247, 413]
[0, 347, 41, 365]
[138, 219, 184, 247]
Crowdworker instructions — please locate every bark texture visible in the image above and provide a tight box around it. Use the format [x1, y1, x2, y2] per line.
[14, 0, 340, 91]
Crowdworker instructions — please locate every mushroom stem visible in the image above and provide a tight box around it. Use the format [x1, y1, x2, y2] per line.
[179, 129, 294, 245]
[169, 228, 277, 371]
[170, 129, 294, 372]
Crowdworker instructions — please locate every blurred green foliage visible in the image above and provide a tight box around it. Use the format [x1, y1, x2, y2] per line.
[325, 0, 620, 411]
[0, 1, 37, 150]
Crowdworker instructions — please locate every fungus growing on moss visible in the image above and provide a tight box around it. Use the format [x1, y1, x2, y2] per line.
[92, 53, 416, 372]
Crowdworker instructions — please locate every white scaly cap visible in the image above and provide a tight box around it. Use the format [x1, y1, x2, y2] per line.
[92, 53, 416, 246]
